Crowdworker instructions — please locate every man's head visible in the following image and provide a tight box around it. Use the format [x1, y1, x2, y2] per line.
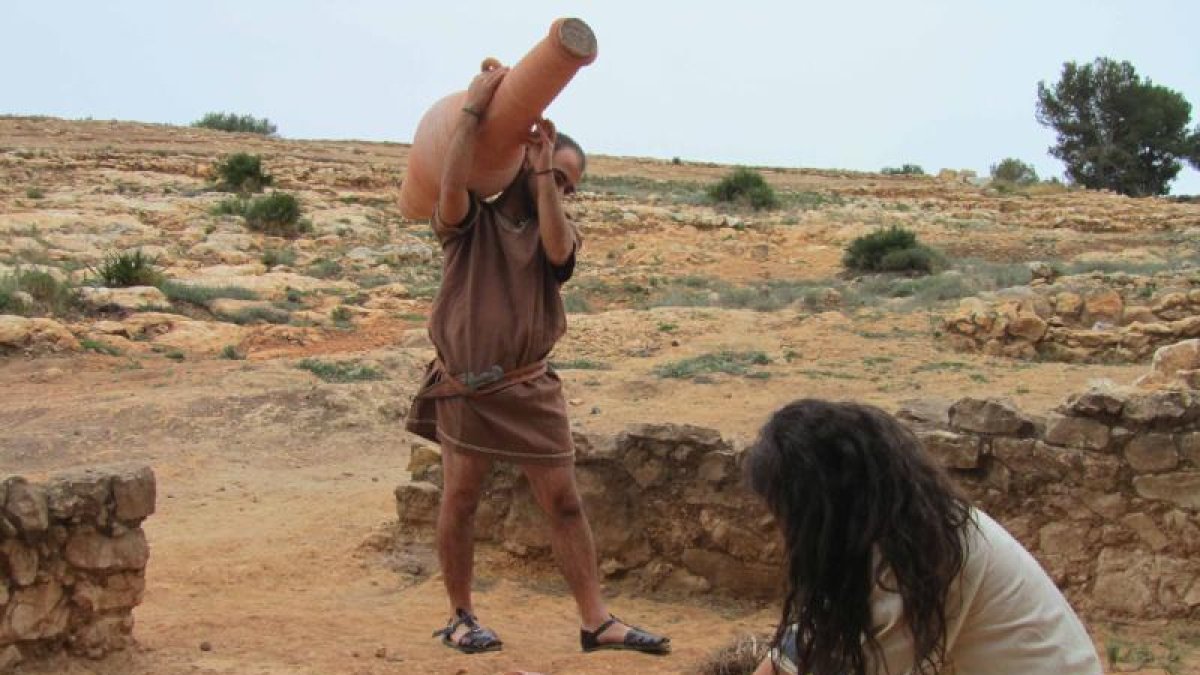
[524, 132, 586, 198]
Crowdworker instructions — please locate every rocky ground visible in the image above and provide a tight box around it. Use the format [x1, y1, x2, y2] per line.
[2, 116, 1199, 673]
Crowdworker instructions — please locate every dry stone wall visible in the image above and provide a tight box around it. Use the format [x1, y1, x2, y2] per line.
[395, 389, 1200, 620]
[942, 268, 1200, 363]
[0, 465, 154, 671]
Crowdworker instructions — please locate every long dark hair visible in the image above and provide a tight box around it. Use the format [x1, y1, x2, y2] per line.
[745, 400, 973, 675]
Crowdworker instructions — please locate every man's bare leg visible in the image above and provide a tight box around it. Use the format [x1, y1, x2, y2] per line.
[522, 462, 640, 645]
[437, 446, 494, 643]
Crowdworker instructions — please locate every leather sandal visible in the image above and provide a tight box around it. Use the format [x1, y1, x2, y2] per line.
[580, 614, 670, 655]
[433, 608, 503, 654]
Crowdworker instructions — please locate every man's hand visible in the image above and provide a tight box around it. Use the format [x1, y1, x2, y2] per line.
[463, 63, 508, 120]
[527, 117, 557, 200]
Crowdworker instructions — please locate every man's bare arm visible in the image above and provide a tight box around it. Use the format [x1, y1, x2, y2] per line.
[437, 65, 508, 229]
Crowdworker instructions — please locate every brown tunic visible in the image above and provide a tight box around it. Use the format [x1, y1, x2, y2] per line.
[404, 194, 577, 465]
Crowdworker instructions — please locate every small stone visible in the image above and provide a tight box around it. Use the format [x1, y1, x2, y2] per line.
[375, 646, 388, 658]
[199, 641, 212, 652]
[591, 406, 601, 415]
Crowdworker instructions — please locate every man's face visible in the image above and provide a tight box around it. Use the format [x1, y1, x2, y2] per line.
[526, 147, 583, 198]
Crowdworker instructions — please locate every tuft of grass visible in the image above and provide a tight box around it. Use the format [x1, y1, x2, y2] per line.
[164, 349, 186, 361]
[549, 359, 611, 370]
[654, 350, 771, 380]
[696, 634, 773, 675]
[296, 358, 384, 383]
[261, 246, 297, 268]
[211, 196, 249, 217]
[80, 338, 122, 356]
[89, 249, 163, 288]
[707, 168, 779, 210]
[159, 281, 257, 306]
[307, 258, 343, 280]
[25, 187, 45, 199]
[331, 305, 353, 328]
[221, 305, 291, 325]
[220, 344, 245, 360]
[193, 112, 276, 135]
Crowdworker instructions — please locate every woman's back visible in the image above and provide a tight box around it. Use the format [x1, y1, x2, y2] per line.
[867, 509, 1102, 674]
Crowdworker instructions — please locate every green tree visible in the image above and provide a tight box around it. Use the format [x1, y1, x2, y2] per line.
[990, 158, 1039, 186]
[1036, 58, 1200, 196]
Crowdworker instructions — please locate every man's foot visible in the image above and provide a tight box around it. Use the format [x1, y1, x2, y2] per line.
[580, 615, 670, 655]
[433, 608, 502, 654]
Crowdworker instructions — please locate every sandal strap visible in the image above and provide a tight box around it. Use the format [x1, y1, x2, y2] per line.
[432, 608, 482, 638]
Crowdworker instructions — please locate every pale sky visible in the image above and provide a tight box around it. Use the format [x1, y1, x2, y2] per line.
[4, 0, 1199, 194]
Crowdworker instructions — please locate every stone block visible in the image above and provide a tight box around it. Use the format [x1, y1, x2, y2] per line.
[1043, 414, 1111, 451]
[112, 465, 156, 523]
[3, 479, 48, 534]
[948, 397, 1032, 435]
[917, 430, 981, 469]
[64, 530, 149, 571]
[1125, 434, 1179, 473]
[1133, 472, 1200, 509]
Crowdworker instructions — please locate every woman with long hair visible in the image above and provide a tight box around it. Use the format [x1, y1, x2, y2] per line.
[746, 399, 1101, 675]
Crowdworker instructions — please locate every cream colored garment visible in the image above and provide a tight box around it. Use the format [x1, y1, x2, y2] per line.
[773, 509, 1102, 674]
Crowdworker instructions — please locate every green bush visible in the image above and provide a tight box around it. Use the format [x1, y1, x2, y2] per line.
[707, 168, 779, 210]
[990, 158, 1039, 186]
[843, 226, 939, 275]
[244, 192, 307, 238]
[193, 112, 277, 136]
[881, 164, 926, 176]
[25, 187, 44, 199]
[213, 153, 272, 193]
[90, 249, 163, 287]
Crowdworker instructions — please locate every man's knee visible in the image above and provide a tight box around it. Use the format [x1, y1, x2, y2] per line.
[441, 485, 485, 520]
[544, 490, 585, 523]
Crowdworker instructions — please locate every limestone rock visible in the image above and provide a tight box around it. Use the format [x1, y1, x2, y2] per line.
[0, 316, 80, 355]
[79, 285, 167, 310]
[1124, 434, 1179, 473]
[1133, 472, 1200, 509]
[916, 430, 981, 469]
[64, 529, 150, 571]
[394, 482, 440, 528]
[4, 478, 49, 534]
[948, 397, 1032, 435]
[1043, 414, 1111, 451]
[112, 465, 156, 522]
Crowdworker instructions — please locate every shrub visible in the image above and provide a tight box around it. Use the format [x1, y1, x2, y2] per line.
[192, 112, 277, 136]
[697, 634, 773, 675]
[843, 226, 940, 275]
[25, 187, 44, 199]
[990, 158, 1039, 186]
[707, 168, 779, 210]
[90, 249, 163, 287]
[331, 306, 353, 327]
[213, 153, 272, 193]
[244, 192, 306, 238]
[881, 164, 926, 176]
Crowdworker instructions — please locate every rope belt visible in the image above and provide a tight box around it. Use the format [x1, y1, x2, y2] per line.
[416, 358, 548, 400]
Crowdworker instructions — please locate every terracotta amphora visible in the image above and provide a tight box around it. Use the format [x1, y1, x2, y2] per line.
[398, 17, 597, 220]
